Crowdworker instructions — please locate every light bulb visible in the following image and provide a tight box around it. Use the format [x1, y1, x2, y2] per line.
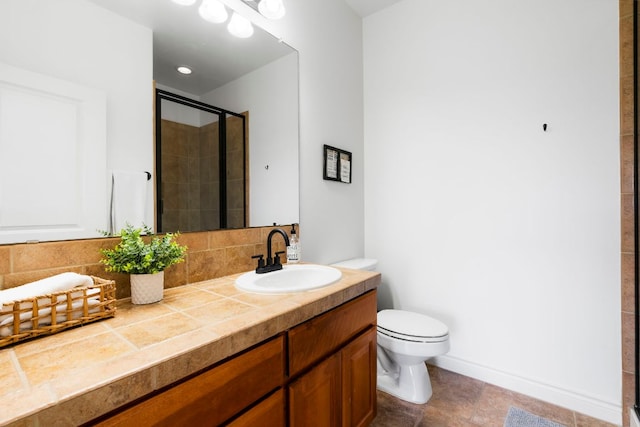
[258, 0, 285, 20]
[198, 0, 228, 23]
[227, 12, 254, 38]
[171, 0, 197, 6]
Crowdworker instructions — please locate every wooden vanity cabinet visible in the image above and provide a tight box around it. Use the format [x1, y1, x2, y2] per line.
[94, 335, 285, 427]
[288, 291, 377, 427]
[93, 290, 377, 427]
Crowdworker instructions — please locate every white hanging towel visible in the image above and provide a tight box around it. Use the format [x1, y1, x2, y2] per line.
[109, 170, 148, 235]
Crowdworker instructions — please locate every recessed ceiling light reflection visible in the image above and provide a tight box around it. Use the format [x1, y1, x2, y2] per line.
[177, 66, 193, 75]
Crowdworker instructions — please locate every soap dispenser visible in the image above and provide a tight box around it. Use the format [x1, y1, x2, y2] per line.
[287, 224, 300, 264]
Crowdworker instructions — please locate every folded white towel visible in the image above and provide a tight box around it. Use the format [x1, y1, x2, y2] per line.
[0, 286, 101, 325]
[0, 273, 93, 307]
[109, 170, 148, 235]
[0, 297, 101, 337]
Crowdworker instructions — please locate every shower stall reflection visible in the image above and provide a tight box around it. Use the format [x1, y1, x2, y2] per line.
[156, 90, 247, 232]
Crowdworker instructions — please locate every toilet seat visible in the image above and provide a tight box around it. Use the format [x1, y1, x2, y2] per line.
[377, 309, 449, 343]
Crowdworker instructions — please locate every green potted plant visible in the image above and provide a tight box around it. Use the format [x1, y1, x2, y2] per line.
[100, 224, 187, 304]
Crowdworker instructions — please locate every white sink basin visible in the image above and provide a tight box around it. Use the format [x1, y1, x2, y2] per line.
[235, 264, 342, 294]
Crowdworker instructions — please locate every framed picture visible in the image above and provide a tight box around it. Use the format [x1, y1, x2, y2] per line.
[323, 145, 352, 184]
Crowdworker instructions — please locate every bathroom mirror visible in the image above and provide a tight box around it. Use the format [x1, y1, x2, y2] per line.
[0, 0, 299, 243]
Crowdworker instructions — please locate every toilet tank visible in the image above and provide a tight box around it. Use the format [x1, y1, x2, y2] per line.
[331, 258, 378, 271]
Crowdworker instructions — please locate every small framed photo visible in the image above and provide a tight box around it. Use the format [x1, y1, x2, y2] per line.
[323, 145, 352, 184]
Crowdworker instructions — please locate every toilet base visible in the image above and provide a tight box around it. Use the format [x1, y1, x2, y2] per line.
[377, 361, 433, 404]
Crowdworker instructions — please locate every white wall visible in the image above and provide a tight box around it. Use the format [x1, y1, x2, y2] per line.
[0, 0, 154, 232]
[261, 1, 365, 263]
[363, 0, 621, 423]
[203, 53, 299, 226]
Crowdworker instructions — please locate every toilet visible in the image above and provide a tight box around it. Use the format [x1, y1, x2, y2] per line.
[331, 258, 450, 404]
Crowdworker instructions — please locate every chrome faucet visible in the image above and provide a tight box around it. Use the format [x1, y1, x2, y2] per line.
[252, 228, 290, 274]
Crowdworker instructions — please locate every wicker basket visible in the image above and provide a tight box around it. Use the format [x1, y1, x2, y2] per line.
[0, 276, 116, 348]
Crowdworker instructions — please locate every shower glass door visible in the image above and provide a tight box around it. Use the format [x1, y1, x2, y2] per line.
[155, 89, 247, 233]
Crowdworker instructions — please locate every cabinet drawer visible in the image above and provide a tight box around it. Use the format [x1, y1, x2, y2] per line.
[288, 291, 376, 376]
[227, 389, 285, 427]
[96, 335, 285, 426]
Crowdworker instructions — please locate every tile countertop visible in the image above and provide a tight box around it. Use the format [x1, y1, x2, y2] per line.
[0, 266, 380, 426]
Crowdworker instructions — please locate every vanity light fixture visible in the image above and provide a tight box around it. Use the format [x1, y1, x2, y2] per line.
[198, 0, 228, 23]
[176, 66, 193, 75]
[258, 0, 286, 20]
[169, 0, 261, 38]
[171, 0, 197, 5]
[227, 12, 254, 38]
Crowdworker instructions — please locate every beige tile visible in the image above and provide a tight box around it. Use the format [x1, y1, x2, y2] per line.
[116, 312, 203, 348]
[0, 246, 10, 276]
[0, 350, 24, 394]
[196, 280, 244, 297]
[420, 366, 484, 423]
[224, 245, 260, 276]
[371, 390, 423, 427]
[164, 260, 188, 288]
[232, 291, 294, 307]
[18, 332, 133, 386]
[12, 239, 106, 273]
[207, 307, 281, 343]
[210, 228, 262, 249]
[0, 384, 56, 426]
[54, 349, 157, 398]
[175, 231, 209, 252]
[372, 366, 622, 427]
[149, 331, 241, 389]
[184, 297, 255, 325]
[187, 248, 226, 283]
[107, 300, 175, 328]
[12, 320, 110, 357]
[471, 383, 574, 426]
[161, 286, 223, 310]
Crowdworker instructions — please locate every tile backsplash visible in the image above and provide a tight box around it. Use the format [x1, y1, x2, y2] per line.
[0, 226, 294, 300]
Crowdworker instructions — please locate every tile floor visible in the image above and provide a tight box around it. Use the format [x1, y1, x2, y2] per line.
[371, 365, 618, 427]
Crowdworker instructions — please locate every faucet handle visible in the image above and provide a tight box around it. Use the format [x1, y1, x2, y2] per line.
[252, 254, 265, 270]
[274, 251, 285, 266]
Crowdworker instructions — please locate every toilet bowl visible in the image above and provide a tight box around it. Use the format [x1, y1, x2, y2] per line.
[331, 258, 450, 404]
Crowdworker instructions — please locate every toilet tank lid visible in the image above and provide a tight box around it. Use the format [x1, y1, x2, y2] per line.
[331, 258, 378, 271]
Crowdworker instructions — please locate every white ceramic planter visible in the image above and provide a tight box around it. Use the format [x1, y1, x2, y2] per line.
[130, 271, 164, 304]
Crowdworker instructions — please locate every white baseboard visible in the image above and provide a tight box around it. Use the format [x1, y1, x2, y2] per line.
[430, 354, 622, 426]
[631, 408, 640, 427]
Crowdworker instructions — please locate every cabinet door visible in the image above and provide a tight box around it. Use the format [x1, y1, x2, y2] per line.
[342, 328, 377, 427]
[289, 353, 341, 427]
